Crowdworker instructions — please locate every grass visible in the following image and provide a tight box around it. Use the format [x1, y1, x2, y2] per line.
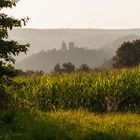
[0, 109, 140, 140]
[1, 67, 140, 139]
[7, 67, 140, 112]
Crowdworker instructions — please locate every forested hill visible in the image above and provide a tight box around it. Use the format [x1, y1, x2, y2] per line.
[9, 28, 140, 61]
[9, 28, 139, 72]
[16, 45, 110, 72]
[16, 34, 139, 72]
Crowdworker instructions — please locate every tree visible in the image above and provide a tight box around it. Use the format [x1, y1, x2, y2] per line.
[0, 0, 29, 78]
[16, 70, 44, 77]
[113, 40, 140, 68]
[53, 63, 62, 74]
[62, 62, 75, 73]
[77, 64, 90, 72]
[0, 1, 29, 108]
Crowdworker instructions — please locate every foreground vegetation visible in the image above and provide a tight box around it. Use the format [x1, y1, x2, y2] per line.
[1, 1, 140, 139]
[0, 109, 140, 140]
[0, 67, 140, 139]
[3, 66, 140, 112]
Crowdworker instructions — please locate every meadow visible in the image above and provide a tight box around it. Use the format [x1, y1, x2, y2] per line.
[0, 67, 140, 139]
[0, 109, 140, 140]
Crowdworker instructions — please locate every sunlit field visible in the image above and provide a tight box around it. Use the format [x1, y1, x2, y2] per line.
[6, 66, 140, 112]
[0, 109, 140, 140]
[1, 67, 140, 139]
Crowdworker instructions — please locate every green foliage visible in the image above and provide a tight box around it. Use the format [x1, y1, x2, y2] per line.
[53, 63, 62, 74]
[0, 62, 19, 77]
[53, 62, 75, 74]
[0, 67, 140, 139]
[4, 67, 140, 112]
[0, 0, 29, 109]
[53, 62, 93, 74]
[0, 110, 140, 140]
[77, 63, 91, 72]
[0, 110, 16, 125]
[113, 39, 140, 68]
[0, 0, 29, 77]
[16, 69, 45, 77]
[62, 62, 75, 73]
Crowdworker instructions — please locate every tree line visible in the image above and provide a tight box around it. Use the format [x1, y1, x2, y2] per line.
[14, 63, 91, 77]
[53, 62, 91, 74]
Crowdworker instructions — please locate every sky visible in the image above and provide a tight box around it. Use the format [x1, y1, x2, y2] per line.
[2, 0, 140, 29]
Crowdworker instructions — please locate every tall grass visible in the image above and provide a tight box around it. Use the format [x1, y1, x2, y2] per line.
[4, 66, 140, 112]
[0, 109, 140, 140]
[1, 67, 140, 139]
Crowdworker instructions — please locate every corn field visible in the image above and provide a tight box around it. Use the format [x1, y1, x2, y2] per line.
[3, 66, 140, 112]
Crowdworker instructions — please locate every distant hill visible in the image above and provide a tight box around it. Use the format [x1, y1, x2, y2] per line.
[9, 28, 140, 61]
[9, 28, 140, 72]
[101, 34, 140, 56]
[16, 43, 111, 72]
[16, 33, 140, 72]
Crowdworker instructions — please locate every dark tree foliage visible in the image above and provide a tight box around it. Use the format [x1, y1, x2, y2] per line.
[0, 61, 17, 77]
[17, 70, 44, 77]
[53, 62, 75, 74]
[113, 40, 140, 68]
[77, 64, 91, 72]
[0, 0, 29, 78]
[0, 0, 29, 108]
[62, 62, 75, 73]
[53, 63, 62, 74]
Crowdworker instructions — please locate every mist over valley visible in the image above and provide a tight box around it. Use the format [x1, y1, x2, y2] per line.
[9, 29, 140, 72]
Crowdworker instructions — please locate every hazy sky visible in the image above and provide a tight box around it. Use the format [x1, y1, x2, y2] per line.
[2, 0, 140, 29]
